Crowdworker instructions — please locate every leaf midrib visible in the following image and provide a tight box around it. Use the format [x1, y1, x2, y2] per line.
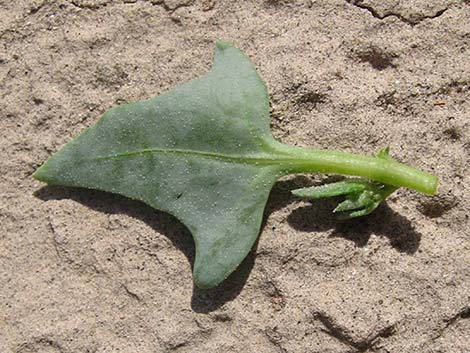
[95, 147, 293, 166]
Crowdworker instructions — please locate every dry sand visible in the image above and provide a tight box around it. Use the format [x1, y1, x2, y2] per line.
[1, 0, 469, 352]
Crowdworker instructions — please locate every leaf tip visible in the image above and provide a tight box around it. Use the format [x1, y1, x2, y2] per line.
[193, 254, 234, 289]
[32, 156, 62, 185]
[32, 164, 48, 183]
[291, 188, 304, 197]
[215, 40, 233, 51]
[193, 270, 220, 289]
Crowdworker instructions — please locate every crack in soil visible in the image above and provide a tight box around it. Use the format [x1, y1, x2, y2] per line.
[312, 310, 396, 352]
[17, 337, 64, 353]
[121, 283, 143, 301]
[65, 0, 194, 13]
[150, 0, 194, 13]
[264, 326, 288, 353]
[431, 306, 470, 341]
[66, 0, 111, 10]
[346, 0, 451, 26]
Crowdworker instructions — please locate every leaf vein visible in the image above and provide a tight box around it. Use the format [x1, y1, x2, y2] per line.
[96, 148, 287, 166]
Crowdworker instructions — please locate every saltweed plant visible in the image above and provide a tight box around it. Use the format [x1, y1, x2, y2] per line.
[34, 42, 438, 288]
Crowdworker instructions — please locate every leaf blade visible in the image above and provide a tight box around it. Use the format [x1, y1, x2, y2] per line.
[34, 42, 281, 288]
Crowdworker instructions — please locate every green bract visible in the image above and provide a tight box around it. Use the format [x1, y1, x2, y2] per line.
[34, 42, 438, 288]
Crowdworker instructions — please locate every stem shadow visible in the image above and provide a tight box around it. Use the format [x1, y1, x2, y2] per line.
[271, 178, 422, 254]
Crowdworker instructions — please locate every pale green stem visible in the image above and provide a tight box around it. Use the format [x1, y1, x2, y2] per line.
[272, 143, 438, 195]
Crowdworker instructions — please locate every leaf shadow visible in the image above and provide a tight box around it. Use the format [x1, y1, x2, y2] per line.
[34, 175, 422, 313]
[35, 185, 195, 262]
[34, 185, 254, 313]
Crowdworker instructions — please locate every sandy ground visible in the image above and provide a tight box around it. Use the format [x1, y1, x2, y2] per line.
[1, 0, 469, 352]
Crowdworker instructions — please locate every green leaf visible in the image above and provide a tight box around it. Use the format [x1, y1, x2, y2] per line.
[34, 42, 283, 288]
[34, 41, 438, 288]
